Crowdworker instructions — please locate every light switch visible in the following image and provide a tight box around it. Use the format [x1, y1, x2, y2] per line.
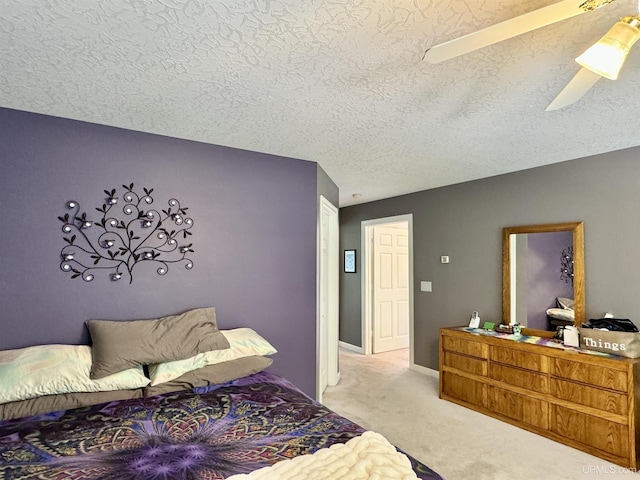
[420, 281, 432, 292]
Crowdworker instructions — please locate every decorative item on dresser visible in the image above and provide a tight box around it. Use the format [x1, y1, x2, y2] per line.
[439, 327, 640, 468]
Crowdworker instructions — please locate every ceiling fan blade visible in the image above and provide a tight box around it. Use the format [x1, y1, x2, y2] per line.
[545, 68, 602, 111]
[424, 0, 615, 64]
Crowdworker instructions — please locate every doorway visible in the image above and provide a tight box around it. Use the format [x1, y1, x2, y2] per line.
[317, 196, 339, 402]
[361, 215, 415, 365]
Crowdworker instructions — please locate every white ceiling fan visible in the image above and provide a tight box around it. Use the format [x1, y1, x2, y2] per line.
[423, 0, 640, 110]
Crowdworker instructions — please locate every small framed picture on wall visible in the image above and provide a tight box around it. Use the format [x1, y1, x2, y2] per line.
[344, 249, 356, 273]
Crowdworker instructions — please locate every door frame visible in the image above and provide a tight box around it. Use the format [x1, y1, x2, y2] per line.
[317, 196, 339, 402]
[361, 214, 414, 364]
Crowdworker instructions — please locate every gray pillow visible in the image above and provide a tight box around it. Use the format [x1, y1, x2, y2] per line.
[87, 307, 230, 379]
[557, 297, 575, 310]
[0, 389, 143, 421]
[143, 356, 273, 397]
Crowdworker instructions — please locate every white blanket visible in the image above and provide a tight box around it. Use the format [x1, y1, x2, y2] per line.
[227, 431, 419, 480]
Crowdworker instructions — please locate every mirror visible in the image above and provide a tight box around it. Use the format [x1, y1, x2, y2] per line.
[502, 222, 584, 335]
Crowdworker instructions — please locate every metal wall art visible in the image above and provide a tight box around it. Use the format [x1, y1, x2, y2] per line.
[560, 246, 574, 285]
[59, 183, 194, 283]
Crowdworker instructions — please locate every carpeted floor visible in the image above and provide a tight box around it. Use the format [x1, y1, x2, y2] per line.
[322, 348, 632, 480]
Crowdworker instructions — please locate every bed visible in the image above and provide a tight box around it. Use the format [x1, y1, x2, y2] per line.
[0, 308, 443, 480]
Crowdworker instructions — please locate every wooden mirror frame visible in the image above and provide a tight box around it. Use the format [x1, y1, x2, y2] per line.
[502, 222, 585, 337]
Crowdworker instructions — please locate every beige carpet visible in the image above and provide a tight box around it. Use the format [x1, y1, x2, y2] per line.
[322, 349, 631, 480]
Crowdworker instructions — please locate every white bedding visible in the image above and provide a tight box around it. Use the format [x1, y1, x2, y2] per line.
[227, 431, 418, 480]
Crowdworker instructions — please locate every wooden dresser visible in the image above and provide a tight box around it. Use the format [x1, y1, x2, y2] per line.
[439, 327, 640, 468]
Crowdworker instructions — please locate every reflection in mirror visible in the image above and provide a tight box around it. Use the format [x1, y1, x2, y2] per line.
[502, 222, 584, 334]
[512, 231, 574, 330]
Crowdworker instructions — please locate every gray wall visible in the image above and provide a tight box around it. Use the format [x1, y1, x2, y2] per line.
[0, 107, 319, 396]
[340, 150, 640, 370]
[317, 165, 339, 208]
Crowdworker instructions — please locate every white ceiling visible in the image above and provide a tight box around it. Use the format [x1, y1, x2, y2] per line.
[2, 1, 639, 206]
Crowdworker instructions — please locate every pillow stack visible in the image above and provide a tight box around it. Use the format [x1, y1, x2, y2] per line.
[546, 297, 575, 323]
[0, 307, 277, 420]
[145, 328, 278, 396]
[0, 344, 149, 405]
[86, 307, 277, 395]
[86, 307, 230, 379]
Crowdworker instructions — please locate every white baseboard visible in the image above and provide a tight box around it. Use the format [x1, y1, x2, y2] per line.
[410, 363, 439, 378]
[339, 341, 364, 354]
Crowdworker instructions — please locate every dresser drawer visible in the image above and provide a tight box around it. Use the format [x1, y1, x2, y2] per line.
[444, 351, 487, 376]
[489, 363, 548, 394]
[442, 371, 487, 408]
[551, 378, 628, 416]
[550, 404, 629, 458]
[442, 336, 488, 359]
[490, 345, 547, 373]
[488, 385, 549, 430]
[552, 359, 628, 393]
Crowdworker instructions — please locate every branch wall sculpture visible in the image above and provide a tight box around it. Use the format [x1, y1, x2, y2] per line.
[560, 245, 574, 285]
[59, 183, 194, 283]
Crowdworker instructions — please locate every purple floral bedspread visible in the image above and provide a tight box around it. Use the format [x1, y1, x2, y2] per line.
[0, 372, 443, 479]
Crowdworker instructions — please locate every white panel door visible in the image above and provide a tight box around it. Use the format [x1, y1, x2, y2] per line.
[318, 205, 330, 394]
[317, 196, 338, 401]
[372, 224, 409, 353]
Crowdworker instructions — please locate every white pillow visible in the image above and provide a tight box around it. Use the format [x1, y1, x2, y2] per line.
[148, 328, 277, 386]
[0, 344, 150, 405]
[546, 308, 575, 322]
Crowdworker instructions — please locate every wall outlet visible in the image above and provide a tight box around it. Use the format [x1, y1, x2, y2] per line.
[441, 255, 450, 264]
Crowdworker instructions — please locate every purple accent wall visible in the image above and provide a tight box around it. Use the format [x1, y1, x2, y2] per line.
[0, 107, 318, 396]
[526, 231, 574, 330]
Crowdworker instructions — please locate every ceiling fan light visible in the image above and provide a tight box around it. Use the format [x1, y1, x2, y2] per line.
[575, 16, 640, 80]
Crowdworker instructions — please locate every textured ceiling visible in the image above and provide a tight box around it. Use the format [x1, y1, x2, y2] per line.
[1, 0, 639, 206]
